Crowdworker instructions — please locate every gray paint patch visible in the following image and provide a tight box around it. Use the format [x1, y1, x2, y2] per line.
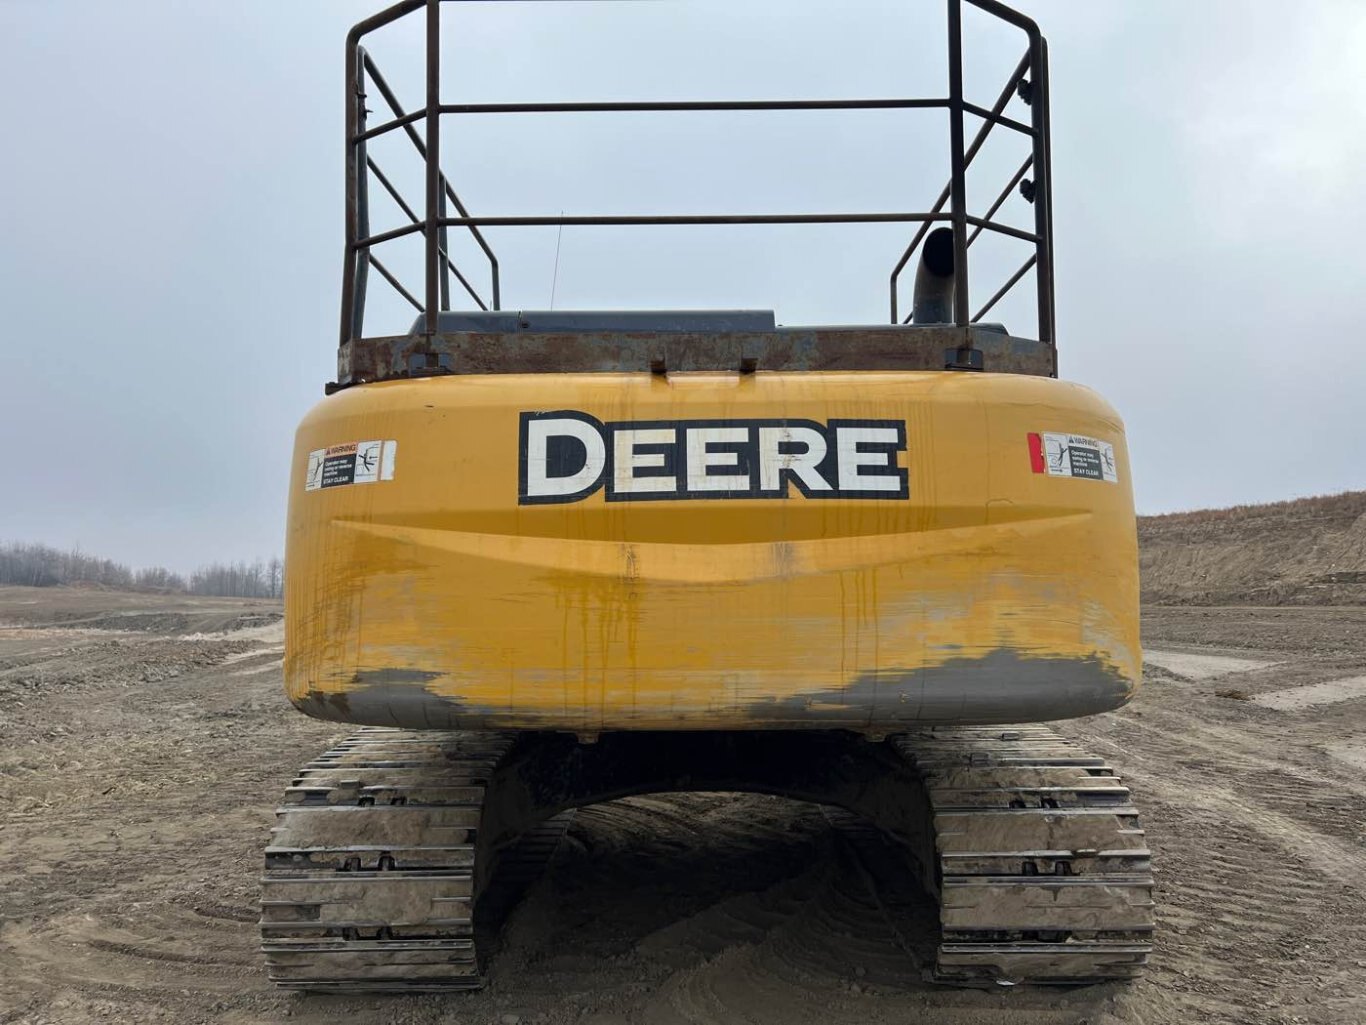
[294, 673, 470, 728]
[296, 650, 1132, 730]
[748, 648, 1133, 726]
[351, 668, 442, 687]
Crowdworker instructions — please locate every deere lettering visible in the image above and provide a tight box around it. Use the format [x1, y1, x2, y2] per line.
[519, 412, 908, 504]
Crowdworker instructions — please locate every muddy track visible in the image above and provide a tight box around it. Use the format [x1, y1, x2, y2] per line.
[2, 589, 1364, 1025]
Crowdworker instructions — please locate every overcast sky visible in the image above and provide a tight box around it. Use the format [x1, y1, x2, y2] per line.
[2, 0, 1364, 572]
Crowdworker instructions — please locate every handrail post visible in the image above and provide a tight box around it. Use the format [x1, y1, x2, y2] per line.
[1043, 39, 1057, 355]
[355, 117, 372, 343]
[423, 0, 441, 337]
[438, 186, 451, 310]
[946, 0, 971, 329]
[342, 43, 370, 346]
[1029, 31, 1055, 349]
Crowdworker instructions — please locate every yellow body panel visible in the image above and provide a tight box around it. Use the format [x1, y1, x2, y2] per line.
[284, 371, 1139, 732]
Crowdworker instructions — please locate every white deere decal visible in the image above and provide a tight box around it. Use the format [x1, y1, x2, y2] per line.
[305, 440, 397, 492]
[520, 412, 908, 504]
[1028, 432, 1117, 483]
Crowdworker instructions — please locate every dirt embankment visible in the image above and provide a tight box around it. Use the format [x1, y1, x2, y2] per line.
[1139, 490, 1366, 606]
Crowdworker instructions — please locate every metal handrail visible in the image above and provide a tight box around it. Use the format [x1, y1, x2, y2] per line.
[885, 50, 1032, 322]
[357, 50, 500, 309]
[437, 98, 951, 114]
[967, 156, 1033, 246]
[340, 0, 1055, 352]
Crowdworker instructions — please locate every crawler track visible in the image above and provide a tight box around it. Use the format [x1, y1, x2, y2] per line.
[261, 725, 1152, 991]
[260, 728, 519, 992]
[892, 726, 1155, 984]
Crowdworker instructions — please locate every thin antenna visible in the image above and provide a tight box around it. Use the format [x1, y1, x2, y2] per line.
[548, 212, 565, 310]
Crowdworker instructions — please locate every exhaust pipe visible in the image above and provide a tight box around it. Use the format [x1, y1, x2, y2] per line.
[912, 227, 956, 325]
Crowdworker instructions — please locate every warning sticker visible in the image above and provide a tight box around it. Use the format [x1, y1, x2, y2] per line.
[305, 440, 397, 492]
[1028, 432, 1118, 483]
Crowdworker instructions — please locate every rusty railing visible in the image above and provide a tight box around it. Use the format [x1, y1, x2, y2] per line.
[341, 0, 1054, 349]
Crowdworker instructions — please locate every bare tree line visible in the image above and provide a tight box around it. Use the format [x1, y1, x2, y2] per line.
[0, 542, 284, 598]
[188, 557, 284, 599]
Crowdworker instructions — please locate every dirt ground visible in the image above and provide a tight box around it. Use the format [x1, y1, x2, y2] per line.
[2, 587, 1364, 1025]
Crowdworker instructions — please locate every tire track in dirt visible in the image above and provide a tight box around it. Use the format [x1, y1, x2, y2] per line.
[1063, 658, 1366, 1025]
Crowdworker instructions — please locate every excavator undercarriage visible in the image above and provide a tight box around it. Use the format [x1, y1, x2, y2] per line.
[260, 728, 1153, 990]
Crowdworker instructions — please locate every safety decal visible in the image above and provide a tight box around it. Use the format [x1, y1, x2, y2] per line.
[304, 440, 397, 492]
[1028, 432, 1118, 483]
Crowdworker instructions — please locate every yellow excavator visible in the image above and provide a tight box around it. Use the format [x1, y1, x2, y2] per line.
[261, 0, 1153, 991]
